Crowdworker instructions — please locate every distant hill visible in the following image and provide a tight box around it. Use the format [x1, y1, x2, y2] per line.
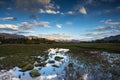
[0, 33, 25, 39]
[103, 35, 120, 41]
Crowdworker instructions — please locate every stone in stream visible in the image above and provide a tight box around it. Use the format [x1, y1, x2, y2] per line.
[29, 69, 41, 77]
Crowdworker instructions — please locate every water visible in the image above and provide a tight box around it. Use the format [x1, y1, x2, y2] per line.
[0, 48, 120, 80]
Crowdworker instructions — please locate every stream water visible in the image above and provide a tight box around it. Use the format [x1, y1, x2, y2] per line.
[0, 48, 120, 80]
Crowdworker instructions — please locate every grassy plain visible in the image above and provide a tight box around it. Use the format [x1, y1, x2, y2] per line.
[0, 43, 120, 69]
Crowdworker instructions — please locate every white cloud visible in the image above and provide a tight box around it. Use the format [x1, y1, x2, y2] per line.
[79, 7, 87, 15]
[20, 21, 50, 30]
[39, 9, 60, 14]
[0, 17, 17, 21]
[56, 24, 62, 28]
[67, 11, 74, 14]
[0, 24, 18, 31]
[46, 10, 60, 14]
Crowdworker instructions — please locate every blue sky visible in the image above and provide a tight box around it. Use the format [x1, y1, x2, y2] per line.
[0, 0, 120, 41]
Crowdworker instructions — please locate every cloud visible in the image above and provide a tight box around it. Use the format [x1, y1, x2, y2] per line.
[67, 11, 74, 15]
[84, 19, 120, 40]
[0, 17, 17, 21]
[56, 24, 62, 28]
[66, 22, 73, 25]
[39, 9, 60, 14]
[85, 31, 120, 40]
[79, 7, 87, 15]
[37, 0, 51, 5]
[104, 19, 120, 25]
[39, 33, 72, 40]
[84, 24, 120, 40]
[67, 6, 87, 15]
[20, 21, 50, 30]
[104, 6, 120, 13]
[0, 24, 18, 31]
[15, 30, 34, 34]
[14, 0, 60, 14]
[95, 26, 112, 31]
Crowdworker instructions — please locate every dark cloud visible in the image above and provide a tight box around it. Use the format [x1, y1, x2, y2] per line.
[13, 0, 59, 13]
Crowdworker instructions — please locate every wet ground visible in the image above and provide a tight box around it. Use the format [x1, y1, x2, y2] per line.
[0, 48, 120, 80]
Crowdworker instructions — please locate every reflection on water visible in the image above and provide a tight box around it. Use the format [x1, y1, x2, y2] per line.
[0, 48, 120, 80]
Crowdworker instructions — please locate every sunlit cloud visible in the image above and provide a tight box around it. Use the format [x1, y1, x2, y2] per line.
[39, 33, 72, 40]
[39, 9, 60, 14]
[79, 7, 87, 15]
[0, 24, 18, 31]
[67, 6, 87, 15]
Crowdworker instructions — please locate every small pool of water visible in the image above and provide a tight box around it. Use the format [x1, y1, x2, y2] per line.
[1, 48, 120, 80]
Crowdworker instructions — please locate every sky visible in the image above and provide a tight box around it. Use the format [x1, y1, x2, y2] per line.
[0, 0, 120, 41]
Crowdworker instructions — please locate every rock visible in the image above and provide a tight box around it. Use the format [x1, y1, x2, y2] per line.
[21, 64, 34, 72]
[68, 63, 73, 67]
[55, 56, 64, 61]
[52, 64, 59, 68]
[48, 60, 55, 63]
[29, 69, 40, 77]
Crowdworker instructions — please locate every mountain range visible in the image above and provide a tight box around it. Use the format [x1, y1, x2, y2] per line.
[0, 33, 120, 42]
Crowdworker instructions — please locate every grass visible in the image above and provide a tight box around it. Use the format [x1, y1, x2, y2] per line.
[0, 43, 120, 69]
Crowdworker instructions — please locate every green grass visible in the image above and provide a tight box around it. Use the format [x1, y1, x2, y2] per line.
[0, 43, 120, 69]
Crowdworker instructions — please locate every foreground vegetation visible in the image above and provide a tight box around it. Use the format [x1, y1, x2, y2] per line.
[0, 43, 120, 70]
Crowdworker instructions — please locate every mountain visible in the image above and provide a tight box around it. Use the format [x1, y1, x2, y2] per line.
[104, 35, 120, 41]
[0, 33, 25, 39]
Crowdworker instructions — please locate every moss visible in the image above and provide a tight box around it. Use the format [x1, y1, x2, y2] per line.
[21, 63, 34, 72]
[48, 60, 55, 63]
[35, 62, 47, 67]
[55, 56, 63, 61]
[52, 64, 59, 68]
[68, 63, 73, 67]
[29, 69, 40, 77]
